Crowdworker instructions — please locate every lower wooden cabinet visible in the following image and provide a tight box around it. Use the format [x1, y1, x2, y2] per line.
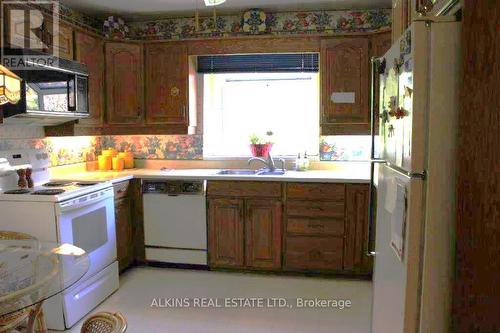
[285, 236, 344, 271]
[207, 181, 370, 276]
[344, 184, 372, 274]
[245, 199, 282, 270]
[208, 198, 245, 268]
[114, 181, 134, 272]
[207, 183, 282, 271]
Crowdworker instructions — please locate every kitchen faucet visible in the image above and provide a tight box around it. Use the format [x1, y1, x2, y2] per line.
[248, 154, 286, 172]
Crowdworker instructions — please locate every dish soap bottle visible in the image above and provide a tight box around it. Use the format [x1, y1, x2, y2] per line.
[295, 153, 303, 171]
[303, 152, 310, 171]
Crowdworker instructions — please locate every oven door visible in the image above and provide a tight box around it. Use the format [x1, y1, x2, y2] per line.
[56, 188, 116, 281]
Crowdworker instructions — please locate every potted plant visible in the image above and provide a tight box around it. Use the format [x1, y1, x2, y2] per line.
[249, 131, 274, 158]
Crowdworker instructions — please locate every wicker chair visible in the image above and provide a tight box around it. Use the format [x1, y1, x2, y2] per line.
[80, 312, 127, 333]
[0, 231, 47, 333]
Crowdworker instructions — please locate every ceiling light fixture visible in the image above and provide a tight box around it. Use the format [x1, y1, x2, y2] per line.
[204, 0, 226, 6]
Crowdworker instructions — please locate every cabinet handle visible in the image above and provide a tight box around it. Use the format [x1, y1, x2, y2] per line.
[181, 105, 186, 118]
[308, 223, 325, 229]
[137, 108, 141, 118]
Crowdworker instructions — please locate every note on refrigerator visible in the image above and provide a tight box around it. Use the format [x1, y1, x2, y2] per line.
[390, 181, 407, 261]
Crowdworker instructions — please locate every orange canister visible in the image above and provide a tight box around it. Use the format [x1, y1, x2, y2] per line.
[112, 157, 124, 171]
[98, 155, 112, 170]
[119, 151, 134, 169]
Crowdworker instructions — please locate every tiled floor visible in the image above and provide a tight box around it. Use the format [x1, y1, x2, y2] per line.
[51, 267, 373, 333]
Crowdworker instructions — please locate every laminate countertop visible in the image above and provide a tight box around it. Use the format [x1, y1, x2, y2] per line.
[52, 167, 371, 184]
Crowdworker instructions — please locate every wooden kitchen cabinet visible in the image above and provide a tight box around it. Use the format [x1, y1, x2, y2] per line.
[75, 32, 105, 126]
[145, 43, 189, 126]
[245, 199, 282, 270]
[3, 10, 74, 60]
[344, 184, 372, 274]
[208, 198, 245, 268]
[371, 32, 392, 135]
[284, 183, 346, 272]
[207, 181, 283, 270]
[105, 42, 144, 125]
[114, 181, 134, 272]
[320, 38, 370, 135]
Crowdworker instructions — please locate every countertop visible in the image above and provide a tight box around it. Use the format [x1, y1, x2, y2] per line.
[52, 168, 371, 184]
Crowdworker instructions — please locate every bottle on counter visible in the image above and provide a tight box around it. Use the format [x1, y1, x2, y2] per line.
[303, 151, 310, 171]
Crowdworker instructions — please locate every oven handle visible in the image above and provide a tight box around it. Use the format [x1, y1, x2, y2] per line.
[56, 188, 114, 214]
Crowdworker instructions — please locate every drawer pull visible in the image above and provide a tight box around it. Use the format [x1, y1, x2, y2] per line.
[309, 249, 322, 260]
[308, 223, 325, 229]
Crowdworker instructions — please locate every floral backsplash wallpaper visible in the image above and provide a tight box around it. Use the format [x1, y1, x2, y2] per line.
[1, 127, 370, 167]
[320, 136, 371, 161]
[97, 135, 203, 160]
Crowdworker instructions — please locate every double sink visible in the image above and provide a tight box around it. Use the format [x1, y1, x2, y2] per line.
[217, 169, 286, 176]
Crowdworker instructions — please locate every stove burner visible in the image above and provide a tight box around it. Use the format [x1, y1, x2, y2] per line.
[75, 182, 99, 187]
[4, 189, 31, 194]
[43, 181, 73, 187]
[31, 189, 65, 195]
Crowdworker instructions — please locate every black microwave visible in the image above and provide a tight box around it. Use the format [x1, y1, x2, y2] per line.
[2, 50, 89, 122]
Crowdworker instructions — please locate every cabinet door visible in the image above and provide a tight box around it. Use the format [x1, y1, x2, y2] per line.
[208, 198, 245, 268]
[371, 32, 392, 135]
[321, 38, 369, 134]
[105, 42, 144, 125]
[344, 184, 372, 274]
[45, 20, 74, 60]
[245, 199, 282, 270]
[115, 197, 133, 272]
[75, 32, 104, 126]
[145, 43, 188, 125]
[392, 0, 411, 43]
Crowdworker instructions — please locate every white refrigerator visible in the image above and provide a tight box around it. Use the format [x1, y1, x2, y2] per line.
[369, 18, 461, 333]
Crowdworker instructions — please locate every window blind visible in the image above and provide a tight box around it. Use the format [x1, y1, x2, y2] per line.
[197, 53, 319, 73]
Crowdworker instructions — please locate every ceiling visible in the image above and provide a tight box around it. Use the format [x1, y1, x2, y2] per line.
[60, 0, 391, 20]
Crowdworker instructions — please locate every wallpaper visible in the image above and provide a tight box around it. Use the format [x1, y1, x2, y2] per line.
[97, 135, 203, 160]
[0, 133, 368, 166]
[29, 2, 390, 41]
[319, 136, 371, 161]
[128, 9, 391, 40]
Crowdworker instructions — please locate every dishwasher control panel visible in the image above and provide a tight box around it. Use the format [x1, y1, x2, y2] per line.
[142, 180, 205, 195]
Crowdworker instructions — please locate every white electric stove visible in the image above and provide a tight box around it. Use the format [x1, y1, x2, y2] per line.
[0, 149, 119, 330]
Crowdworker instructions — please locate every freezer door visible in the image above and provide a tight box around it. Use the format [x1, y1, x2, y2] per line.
[371, 164, 425, 333]
[379, 22, 429, 174]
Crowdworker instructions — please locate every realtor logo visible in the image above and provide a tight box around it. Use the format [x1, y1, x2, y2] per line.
[1, 0, 60, 69]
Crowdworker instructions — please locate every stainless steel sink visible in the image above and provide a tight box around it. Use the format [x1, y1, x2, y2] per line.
[217, 169, 257, 175]
[256, 170, 286, 176]
[216, 169, 286, 176]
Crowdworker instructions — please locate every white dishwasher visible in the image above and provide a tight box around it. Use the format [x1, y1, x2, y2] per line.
[142, 180, 207, 266]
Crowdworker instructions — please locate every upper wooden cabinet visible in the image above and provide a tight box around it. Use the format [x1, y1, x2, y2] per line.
[75, 32, 104, 126]
[145, 43, 188, 125]
[371, 32, 392, 58]
[45, 20, 74, 60]
[321, 37, 370, 135]
[105, 42, 144, 125]
[392, 0, 412, 42]
[3, 10, 74, 60]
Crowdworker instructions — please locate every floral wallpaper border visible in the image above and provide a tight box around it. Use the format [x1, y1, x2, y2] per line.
[23, 2, 390, 41]
[128, 9, 391, 40]
[320, 135, 371, 161]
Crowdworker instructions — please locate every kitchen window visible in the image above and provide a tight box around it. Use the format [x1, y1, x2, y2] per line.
[200, 53, 320, 158]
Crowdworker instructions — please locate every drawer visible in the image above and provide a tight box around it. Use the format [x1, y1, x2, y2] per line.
[113, 181, 130, 199]
[286, 200, 345, 218]
[287, 183, 345, 201]
[285, 236, 344, 271]
[287, 217, 344, 236]
[207, 181, 282, 198]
